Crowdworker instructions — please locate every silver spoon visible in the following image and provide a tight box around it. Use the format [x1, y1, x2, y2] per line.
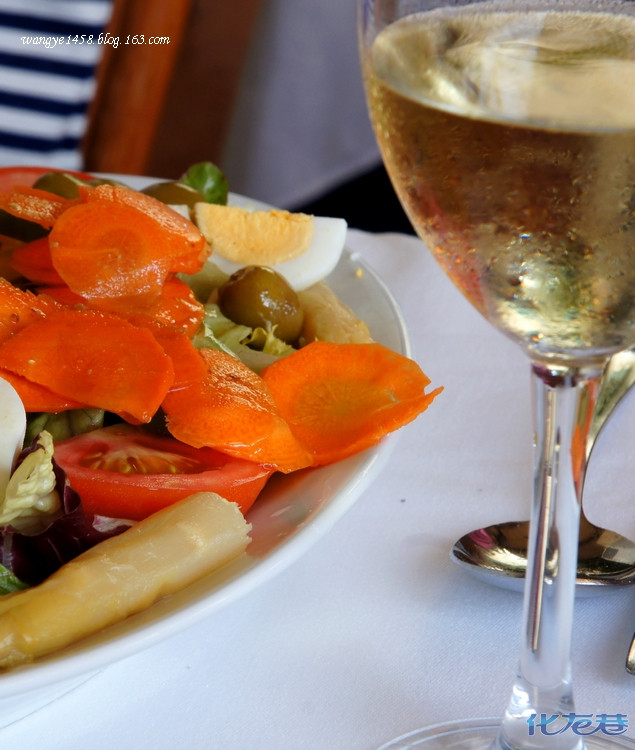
[451, 348, 635, 594]
[627, 632, 635, 675]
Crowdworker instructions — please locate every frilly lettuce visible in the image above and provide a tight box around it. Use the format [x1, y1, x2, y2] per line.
[192, 303, 294, 373]
[0, 431, 60, 533]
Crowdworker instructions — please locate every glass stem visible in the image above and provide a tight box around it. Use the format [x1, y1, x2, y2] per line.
[498, 361, 603, 750]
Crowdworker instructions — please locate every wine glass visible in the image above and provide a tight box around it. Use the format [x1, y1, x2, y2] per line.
[358, 1, 635, 749]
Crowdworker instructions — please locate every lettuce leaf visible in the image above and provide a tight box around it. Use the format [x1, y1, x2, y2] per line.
[192, 303, 294, 373]
[25, 408, 104, 446]
[0, 563, 28, 594]
[0, 438, 132, 587]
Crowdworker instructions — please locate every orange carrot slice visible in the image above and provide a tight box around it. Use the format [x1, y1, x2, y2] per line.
[39, 276, 205, 336]
[0, 186, 72, 228]
[0, 308, 174, 423]
[90, 277, 205, 336]
[0, 240, 21, 284]
[36, 285, 85, 307]
[48, 185, 208, 303]
[138, 277, 205, 336]
[260, 341, 443, 466]
[82, 185, 208, 274]
[0, 277, 59, 344]
[0, 368, 86, 412]
[10, 236, 64, 285]
[162, 346, 313, 473]
[147, 324, 208, 390]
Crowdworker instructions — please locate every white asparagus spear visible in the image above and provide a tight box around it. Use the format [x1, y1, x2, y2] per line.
[0, 491, 251, 669]
[298, 280, 373, 345]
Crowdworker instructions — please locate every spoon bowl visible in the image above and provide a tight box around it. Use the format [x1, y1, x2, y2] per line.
[451, 348, 635, 593]
[452, 514, 635, 595]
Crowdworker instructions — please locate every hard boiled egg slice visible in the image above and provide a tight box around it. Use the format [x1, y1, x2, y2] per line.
[0, 377, 26, 501]
[193, 203, 347, 291]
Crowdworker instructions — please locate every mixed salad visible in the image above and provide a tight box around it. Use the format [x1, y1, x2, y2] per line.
[0, 162, 442, 666]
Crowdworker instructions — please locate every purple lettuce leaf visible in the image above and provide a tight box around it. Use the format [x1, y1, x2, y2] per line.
[0, 447, 132, 587]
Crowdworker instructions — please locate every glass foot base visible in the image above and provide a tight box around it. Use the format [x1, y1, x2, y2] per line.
[378, 718, 635, 750]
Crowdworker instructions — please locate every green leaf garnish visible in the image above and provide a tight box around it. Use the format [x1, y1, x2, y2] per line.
[180, 161, 229, 205]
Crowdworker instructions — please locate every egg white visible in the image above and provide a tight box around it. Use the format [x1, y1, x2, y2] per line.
[169, 192, 348, 292]
[207, 214, 348, 292]
[0, 377, 26, 501]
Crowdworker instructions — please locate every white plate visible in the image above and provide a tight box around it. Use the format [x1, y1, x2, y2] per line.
[0, 179, 410, 725]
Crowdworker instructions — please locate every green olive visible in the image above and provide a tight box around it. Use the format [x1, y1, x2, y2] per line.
[86, 177, 129, 188]
[218, 266, 304, 344]
[32, 171, 89, 199]
[0, 210, 48, 242]
[141, 181, 204, 208]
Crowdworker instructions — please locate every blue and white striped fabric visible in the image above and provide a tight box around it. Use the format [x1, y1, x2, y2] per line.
[0, 0, 113, 169]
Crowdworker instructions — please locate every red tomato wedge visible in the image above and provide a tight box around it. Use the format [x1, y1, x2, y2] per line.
[53, 424, 275, 520]
[0, 166, 93, 191]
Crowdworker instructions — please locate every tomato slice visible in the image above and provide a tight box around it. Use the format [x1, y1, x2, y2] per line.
[0, 166, 94, 191]
[53, 424, 275, 521]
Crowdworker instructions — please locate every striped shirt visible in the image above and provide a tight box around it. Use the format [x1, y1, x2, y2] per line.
[0, 0, 112, 169]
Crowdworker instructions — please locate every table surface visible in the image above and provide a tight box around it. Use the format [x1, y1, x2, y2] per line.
[2, 229, 634, 749]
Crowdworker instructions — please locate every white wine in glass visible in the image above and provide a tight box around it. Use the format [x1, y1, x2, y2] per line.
[359, 1, 635, 749]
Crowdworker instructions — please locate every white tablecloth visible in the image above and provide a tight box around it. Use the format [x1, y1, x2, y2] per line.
[1, 230, 634, 749]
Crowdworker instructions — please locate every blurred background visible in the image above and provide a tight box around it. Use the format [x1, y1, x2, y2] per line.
[0, 0, 412, 232]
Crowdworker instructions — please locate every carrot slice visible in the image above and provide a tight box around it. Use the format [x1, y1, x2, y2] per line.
[36, 285, 85, 307]
[47, 185, 208, 303]
[39, 277, 204, 336]
[0, 186, 71, 229]
[0, 278, 59, 344]
[81, 185, 208, 274]
[0, 308, 174, 423]
[146, 323, 208, 389]
[162, 347, 313, 473]
[0, 368, 86, 412]
[49, 201, 166, 301]
[260, 341, 443, 466]
[90, 277, 205, 336]
[138, 277, 205, 336]
[10, 236, 64, 285]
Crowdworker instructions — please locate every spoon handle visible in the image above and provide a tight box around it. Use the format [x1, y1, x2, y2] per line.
[627, 632, 635, 675]
[588, 348, 635, 456]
